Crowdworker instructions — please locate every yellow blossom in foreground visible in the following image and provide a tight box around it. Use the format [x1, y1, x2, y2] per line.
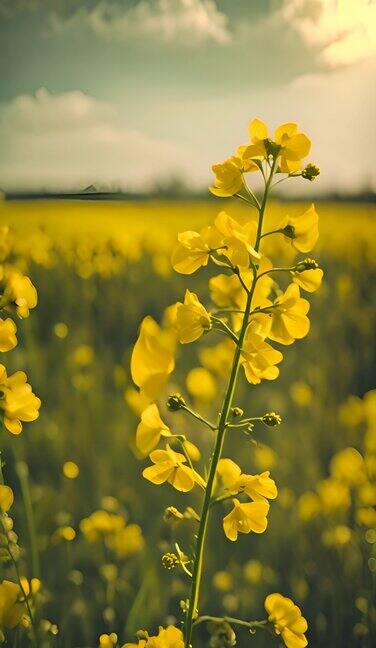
[265, 593, 308, 648]
[279, 204, 319, 253]
[223, 498, 269, 541]
[240, 323, 283, 384]
[293, 268, 323, 293]
[214, 211, 260, 267]
[175, 290, 211, 344]
[217, 459, 277, 502]
[0, 580, 26, 643]
[269, 284, 310, 345]
[2, 270, 38, 318]
[171, 226, 219, 275]
[142, 445, 204, 492]
[0, 485, 14, 512]
[210, 156, 258, 197]
[0, 319, 17, 352]
[242, 119, 311, 173]
[136, 403, 170, 456]
[0, 365, 41, 434]
[131, 316, 175, 400]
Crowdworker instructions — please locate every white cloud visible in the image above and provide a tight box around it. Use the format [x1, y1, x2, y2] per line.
[0, 88, 204, 190]
[280, 0, 376, 67]
[50, 0, 231, 47]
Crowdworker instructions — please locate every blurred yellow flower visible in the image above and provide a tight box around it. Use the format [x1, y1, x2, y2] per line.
[297, 492, 321, 522]
[244, 559, 263, 584]
[356, 507, 376, 528]
[330, 447, 366, 486]
[131, 316, 175, 400]
[124, 387, 150, 417]
[136, 404, 170, 456]
[223, 498, 269, 541]
[63, 461, 80, 479]
[186, 367, 216, 403]
[0, 319, 17, 352]
[0, 485, 13, 512]
[2, 270, 37, 318]
[240, 323, 283, 384]
[175, 290, 211, 344]
[199, 340, 233, 378]
[253, 445, 277, 471]
[357, 481, 376, 506]
[317, 478, 350, 513]
[107, 524, 144, 559]
[290, 381, 313, 407]
[99, 633, 118, 648]
[55, 526, 76, 542]
[279, 204, 319, 253]
[0, 580, 26, 643]
[142, 445, 204, 492]
[338, 396, 365, 428]
[322, 525, 352, 547]
[269, 284, 310, 346]
[53, 322, 69, 339]
[80, 510, 125, 543]
[0, 365, 41, 434]
[213, 570, 233, 592]
[73, 345, 94, 366]
[265, 592, 308, 648]
[214, 211, 260, 267]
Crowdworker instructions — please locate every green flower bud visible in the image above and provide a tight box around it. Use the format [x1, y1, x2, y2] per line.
[282, 224, 296, 239]
[162, 552, 179, 570]
[262, 412, 282, 427]
[302, 163, 320, 181]
[230, 406, 244, 418]
[164, 506, 184, 522]
[167, 393, 186, 411]
[296, 258, 319, 272]
[136, 630, 149, 641]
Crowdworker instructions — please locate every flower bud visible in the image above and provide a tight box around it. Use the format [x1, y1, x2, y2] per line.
[265, 139, 281, 158]
[164, 506, 184, 522]
[282, 224, 296, 239]
[230, 407, 244, 418]
[302, 163, 320, 181]
[162, 552, 179, 570]
[136, 630, 149, 641]
[262, 412, 282, 427]
[295, 258, 319, 272]
[167, 393, 186, 411]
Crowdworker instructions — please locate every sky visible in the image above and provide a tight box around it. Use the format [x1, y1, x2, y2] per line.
[0, 0, 375, 195]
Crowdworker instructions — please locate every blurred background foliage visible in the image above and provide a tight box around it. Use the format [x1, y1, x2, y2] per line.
[0, 198, 375, 647]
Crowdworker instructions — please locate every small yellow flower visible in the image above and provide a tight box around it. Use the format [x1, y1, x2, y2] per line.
[238, 471, 278, 502]
[268, 284, 310, 345]
[265, 592, 308, 648]
[214, 211, 260, 267]
[0, 319, 17, 352]
[99, 633, 118, 648]
[223, 498, 269, 541]
[63, 461, 80, 479]
[0, 365, 41, 434]
[142, 445, 204, 492]
[279, 204, 319, 253]
[0, 580, 26, 643]
[330, 447, 366, 486]
[175, 290, 211, 344]
[171, 226, 219, 275]
[136, 403, 170, 456]
[210, 156, 258, 197]
[240, 323, 283, 384]
[131, 316, 175, 400]
[0, 485, 14, 512]
[242, 119, 311, 173]
[2, 270, 38, 318]
[293, 268, 323, 293]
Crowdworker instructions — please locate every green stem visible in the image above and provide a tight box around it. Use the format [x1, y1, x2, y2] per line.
[14, 456, 41, 579]
[184, 158, 277, 648]
[193, 614, 268, 631]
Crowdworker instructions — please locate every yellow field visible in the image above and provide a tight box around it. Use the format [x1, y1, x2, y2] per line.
[0, 199, 375, 647]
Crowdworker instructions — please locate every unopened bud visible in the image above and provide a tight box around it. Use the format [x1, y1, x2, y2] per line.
[164, 506, 184, 522]
[296, 258, 319, 272]
[230, 407, 244, 418]
[262, 412, 282, 427]
[282, 224, 296, 239]
[136, 630, 149, 641]
[162, 552, 179, 570]
[167, 394, 186, 411]
[265, 139, 281, 158]
[302, 163, 320, 181]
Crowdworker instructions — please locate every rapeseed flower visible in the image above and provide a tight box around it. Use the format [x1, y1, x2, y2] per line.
[136, 403, 170, 456]
[171, 226, 219, 275]
[265, 593, 308, 648]
[131, 317, 175, 400]
[242, 119, 311, 173]
[0, 485, 14, 512]
[279, 204, 319, 253]
[123, 625, 184, 648]
[210, 156, 258, 197]
[293, 267, 323, 293]
[175, 290, 211, 344]
[268, 284, 310, 345]
[2, 269, 37, 318]
[0, 365, 41, 434]
[142, 445, 204, 492]
[240, 323, 283, 384]
[0, 319, 17, 352]
[0, 580, 26, 643]
[223, 498, 269, 541]
[216, 460, 277, 502]
[213, 211, 260, 267]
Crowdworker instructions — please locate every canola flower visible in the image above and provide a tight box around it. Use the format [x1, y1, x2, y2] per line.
[130, 117, 319, 647]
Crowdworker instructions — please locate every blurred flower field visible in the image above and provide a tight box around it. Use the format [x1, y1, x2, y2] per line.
[0, 198, 375, 647]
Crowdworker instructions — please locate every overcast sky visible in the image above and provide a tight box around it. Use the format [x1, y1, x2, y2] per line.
[0, 0, 375, 194]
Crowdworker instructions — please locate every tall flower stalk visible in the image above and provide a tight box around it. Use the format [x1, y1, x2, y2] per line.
[130, 118, 322, 648]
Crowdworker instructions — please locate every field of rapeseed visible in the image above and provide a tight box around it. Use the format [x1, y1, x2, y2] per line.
[0, 129, 375, 646]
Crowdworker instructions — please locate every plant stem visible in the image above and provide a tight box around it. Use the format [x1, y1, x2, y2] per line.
[184, 159, 277, 648]
[14, 456, 41, 579]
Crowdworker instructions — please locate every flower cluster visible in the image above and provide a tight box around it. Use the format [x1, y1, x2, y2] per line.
[129, 118, 320, 647]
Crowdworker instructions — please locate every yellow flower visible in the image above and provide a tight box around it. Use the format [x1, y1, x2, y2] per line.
[131, 316, 175, 400]
[330, 447, 366, 486]
[265, 593, 308, 648]
[0, 485, 14, 512]
[216, 460, 277, 502]
[297, 492, 321, 522]
[279, 204, 319, 253]
[0, 365, 41, 434]
[142, 445, 204, 492]
[80, 510, 125, 543]
[242, 119, 311, 173]
[223, 498, 269, 541]
[242, 118, 269, 158]
[209, 156, 258, 197]
[356, 507, 376, 527]
[317, 478, 350, 513]
[214, 211, 260, 267]
[240, 323, 283, 385]
[136, 403, 170, 456]
[107, 524, 144, 559]
[0, 580, 26, 643]
[213, 570, 234, 592]
[175, 290, 211, 344]
[268, 284, 310, 346]
[199, 340, 234, 378]
[171, 226, 219, 275]
[123, 625, 184, 648]
[0, 319, 17, 352]
[293, 268, 323, 293]
[63, 461, 80, 479]
[186, 367, 217, 403]
[99, 633, 118, 648]
[2, 270, 38, 318]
